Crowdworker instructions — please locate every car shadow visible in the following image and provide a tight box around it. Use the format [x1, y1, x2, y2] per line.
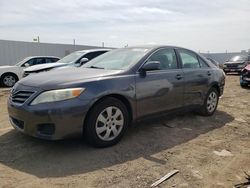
[0, 110, 234, 178]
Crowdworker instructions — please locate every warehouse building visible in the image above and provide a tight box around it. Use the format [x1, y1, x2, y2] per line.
[0, 39, 248, 66]
[0, 40, 105, 66]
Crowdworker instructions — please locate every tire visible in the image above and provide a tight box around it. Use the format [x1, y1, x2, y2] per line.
[84, 97, 129, 147]
[240, 76, 248, 88]
[198, 87, 219, 116]
[1, 73, 18, 87]
[240, 83, 248, 88]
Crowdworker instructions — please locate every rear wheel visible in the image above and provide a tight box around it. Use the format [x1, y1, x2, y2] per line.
[1, 73, 18, 87]
[84, 97, 129, 147]
[198, 87, 219, 116]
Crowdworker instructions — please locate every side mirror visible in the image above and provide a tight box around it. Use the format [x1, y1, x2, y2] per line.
[141, 61, 161, 71]
[79, 58, 89, 65]
[24, 63, 29, 67]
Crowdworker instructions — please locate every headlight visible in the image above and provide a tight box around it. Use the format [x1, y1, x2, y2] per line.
[31, 88, 85, 105]
[223, 64, 227, 68]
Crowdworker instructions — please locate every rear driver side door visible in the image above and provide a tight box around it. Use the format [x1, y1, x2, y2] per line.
[177, 49, 211, 106]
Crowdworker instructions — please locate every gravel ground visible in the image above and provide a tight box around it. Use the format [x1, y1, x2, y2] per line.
[0, 75, 249, 188]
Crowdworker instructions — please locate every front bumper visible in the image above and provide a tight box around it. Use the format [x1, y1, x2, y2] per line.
[240, 75, 250, 85]
[8, 97, 91, 140]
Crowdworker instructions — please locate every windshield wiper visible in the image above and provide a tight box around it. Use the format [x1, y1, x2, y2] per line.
[88, 66, 104, 69]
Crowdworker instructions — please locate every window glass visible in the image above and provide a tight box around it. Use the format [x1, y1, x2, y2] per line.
[84, 51, 106, 61]
[229, 55, 247, 62]
[46, 58, 58, 63]
[34, 58, 45, 65]
[179, 50, 200, 69]
[148, 48, 178, 70]
[198, 57, 209, 68]
[57, 52, 84, 64]
[82, 48, 149, 70]
[25, 59, 35, 66]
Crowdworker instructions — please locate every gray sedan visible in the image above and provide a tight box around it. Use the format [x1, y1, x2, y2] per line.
[8, 45, 225, 147]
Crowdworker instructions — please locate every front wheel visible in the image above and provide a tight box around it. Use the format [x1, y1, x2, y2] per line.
[240, 83, 248, 88]
[1, 74, 18, 87]
[198, 88, 219, 116]
[84, 97, 129, 147]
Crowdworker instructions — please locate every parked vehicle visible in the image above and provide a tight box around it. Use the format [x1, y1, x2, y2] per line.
[8, 46, 225, 147]
[240, 64, 250, 87]
[0, 56, 59, 87]
[206, 57, 220, 68]
[23, 49, 111, 77]
[223, 55, 250, 74]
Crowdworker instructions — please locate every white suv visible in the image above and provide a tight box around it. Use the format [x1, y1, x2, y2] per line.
[0, 56, 59, 87]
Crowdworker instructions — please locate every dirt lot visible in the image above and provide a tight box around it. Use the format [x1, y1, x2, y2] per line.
[0, 76, 249, 188]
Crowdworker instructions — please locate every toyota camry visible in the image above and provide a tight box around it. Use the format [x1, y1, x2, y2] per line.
[8, 45, 225, 147]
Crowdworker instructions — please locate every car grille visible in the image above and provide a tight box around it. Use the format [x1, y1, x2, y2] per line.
[11, 90, 35, 104]
[225, 64, 239, 68]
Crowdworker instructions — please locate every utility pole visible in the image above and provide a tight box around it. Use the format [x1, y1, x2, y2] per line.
[33, 36, 40, 43]
[102, 42, 105, 48]
[73, 39, 76, 46]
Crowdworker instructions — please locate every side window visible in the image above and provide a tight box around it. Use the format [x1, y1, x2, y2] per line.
[53, 58, 59, 62]
[179, 50, 200, 69]
[46, 58, 58, 63]
[148, 48, 178, 70]
[25, 59, 35, 66]
[34, 58, 46, 65]
[84, 51, 106, 61]
[198, 57, 209, 68]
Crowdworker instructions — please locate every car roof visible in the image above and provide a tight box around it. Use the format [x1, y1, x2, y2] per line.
[27, 56, 60, 59]
[76, 48, 112, 53]
[124, 45, 193, 51]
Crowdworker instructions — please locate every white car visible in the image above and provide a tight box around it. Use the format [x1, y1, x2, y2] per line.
[23, 49, 111, 77]
[0, 56, 60, 87]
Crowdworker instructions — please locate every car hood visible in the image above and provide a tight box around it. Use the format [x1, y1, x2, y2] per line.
[19, 67, 122, 90]
[24, 63, 69, 72]
[0, 65, 16, 69]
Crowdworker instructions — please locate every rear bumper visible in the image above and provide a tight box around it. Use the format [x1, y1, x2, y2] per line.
[8, 98, 91, 140]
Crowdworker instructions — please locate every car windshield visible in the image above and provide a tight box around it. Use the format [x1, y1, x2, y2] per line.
[82, 48, 149, 70]
[15, 57, 31, 66]
[229, 55, 247, 62]
[57, 51, 85, 64]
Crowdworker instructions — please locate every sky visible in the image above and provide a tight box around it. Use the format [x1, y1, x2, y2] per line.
[0, 0, 250, 52]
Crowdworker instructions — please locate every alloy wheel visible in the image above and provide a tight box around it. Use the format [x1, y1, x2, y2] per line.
[3, 75, 16, 87]
[207, 91, 218, 113]
[95, 106, 124, 141]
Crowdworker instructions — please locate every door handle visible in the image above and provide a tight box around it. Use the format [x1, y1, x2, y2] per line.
[207, 71, 211, 76]
[175, 74, 183, 80]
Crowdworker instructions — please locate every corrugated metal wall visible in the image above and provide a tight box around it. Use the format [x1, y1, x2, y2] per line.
[0, 40, 104, 66]
[0, 39, 247, 65]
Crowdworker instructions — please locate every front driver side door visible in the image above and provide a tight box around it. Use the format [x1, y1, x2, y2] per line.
[135, 48, 184, 118]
